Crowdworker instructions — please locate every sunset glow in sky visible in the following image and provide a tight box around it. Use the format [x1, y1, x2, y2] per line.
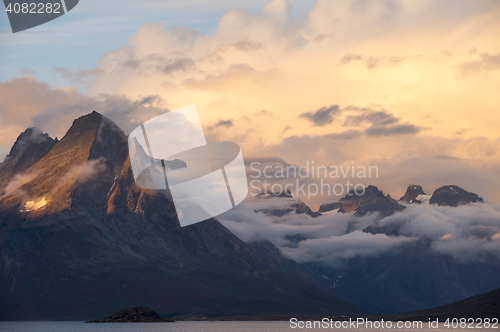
[1, 0, 500, 204]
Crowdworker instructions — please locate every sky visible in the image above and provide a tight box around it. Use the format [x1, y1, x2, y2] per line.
[1, 0, 500, 207]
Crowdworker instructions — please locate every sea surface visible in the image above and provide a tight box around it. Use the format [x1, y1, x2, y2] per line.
[0, 321, 498, 332]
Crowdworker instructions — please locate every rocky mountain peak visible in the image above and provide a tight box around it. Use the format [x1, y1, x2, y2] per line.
[0, 111, 128, 217]
[64, 110, 103, 140]
[4, 127, 55, 160]
[399, 185, 426, 204]
[319, 185, 405, 218]
[429, 185, 483, 207]
[254, 190, 320, 217]
[0, 128, 57, 190]
[386, 194, 397, 203]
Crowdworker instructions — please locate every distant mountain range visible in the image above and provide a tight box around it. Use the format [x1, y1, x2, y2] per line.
[0, 112, 363, 320]
[0, 111, 498, 320]
[246, 184, 500, 314]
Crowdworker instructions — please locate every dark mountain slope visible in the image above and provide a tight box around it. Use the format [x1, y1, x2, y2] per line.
[0, 128, 57, 190]
[430, 185, 483, 207]
[303, 240, 500, 314]
[389, 287, 500, 320]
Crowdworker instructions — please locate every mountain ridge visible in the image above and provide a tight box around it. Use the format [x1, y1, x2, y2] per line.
[246, 184, 498, 314]
[0, 111, 364, 320]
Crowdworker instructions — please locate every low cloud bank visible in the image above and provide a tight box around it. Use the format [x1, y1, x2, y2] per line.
[219, 197, 500, 266]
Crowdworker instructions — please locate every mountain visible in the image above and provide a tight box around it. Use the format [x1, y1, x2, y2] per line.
[0, 128, 58, 191]
[389, 287, 500, 320]
[249, 185, 499, 314]
[302, 185, 499, 314]
[318, 201, 342, 213]
[304, 240, 500, 314]
[319, 185, 405, 218]
[429, 185, 483, 207]
[399, 185, 426, 204]
[254, 192, 321, 217]
[0, 112, 363, 320]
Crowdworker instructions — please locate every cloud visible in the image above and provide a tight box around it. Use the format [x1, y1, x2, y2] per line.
[157, 57, 195, 75]
[0, 77, 79, 124]
[210, 119, 234, 129]
[0, 77, 80, 159]
[379, 201, 500, 262]
[343, 109, 398, 127]
[365, 124, 422, 136]
[339, 54, 362, 65]
[458, 50, 500, 76]
[255, 134, 500, 210]
[231, 39, 265, 52]
[284, 230, 411, 265]
[57, 158, 108, 187]
[339, 54, 416, 70]
[2, 0, 500, 209]
[0, 76, 173, 161]
[2, 172, 39, 197]
[300, 105, 340, 126]
[219, 192, 500, 267]
[219, 195, 413, 266]
[31, 94, 169, 139]
[53, 66, 104, 85]
[18, 68, 37, 76]
[255, 110, 273, 117]
[325, 130, 362, 140]
[341, 107, 423, 136]
[76, 0, 500, 159]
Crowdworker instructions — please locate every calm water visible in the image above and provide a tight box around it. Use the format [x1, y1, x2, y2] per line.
[0, 321, 498, 332]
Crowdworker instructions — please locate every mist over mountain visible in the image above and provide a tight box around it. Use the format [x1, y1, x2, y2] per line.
[220, 184, 500, 313]
[319, 185, 405, 218]
[0, 128, 58, 194]
[0, 111, 363, 320]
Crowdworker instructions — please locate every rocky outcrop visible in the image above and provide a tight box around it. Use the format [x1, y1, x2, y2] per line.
[255, 192, 321, 217]
[86, 307, 173, 323]
[318, 201, 342, 213]
[399, 185, 426, 204]
[319, 185, 405, 218]
[0, 127, 58, 190]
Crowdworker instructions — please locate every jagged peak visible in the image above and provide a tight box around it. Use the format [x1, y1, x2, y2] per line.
[63, 111, 103, 139]
[340, 184, 385, 201]
[429, 185, 483, 207]
[399, 184, 426, 204]
[5, 127, 55, 161]
[386, 194, 397, 203]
